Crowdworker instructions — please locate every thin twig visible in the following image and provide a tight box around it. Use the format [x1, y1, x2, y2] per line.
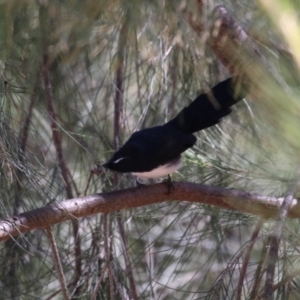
[84, 172, 94, 196]
[45, 227, 70, 300]
[236, 218, 264, 299]
[250, 237, 270, 300]
[113, 16, 139, 300]
[113, 14, 128, 153]
[42, 53, 82, 295]
[2, 72, 41, 299]
[117, 216, 139, 300]
[13, 71, 40, 212]
[103, 214, 114, 300]
[86, 163, 105, 195]
[272, 267, 300, 291]
[44, 282, 74, 300]
[263, 166, 300, 299]
[112, 265, 127, 300]
[91, 266, 107, 300]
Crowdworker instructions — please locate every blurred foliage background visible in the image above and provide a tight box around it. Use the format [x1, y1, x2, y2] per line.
[0, 0, 300, 299]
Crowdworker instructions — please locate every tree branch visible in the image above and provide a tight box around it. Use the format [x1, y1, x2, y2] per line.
[182, 2, 264, 74]
[0, 182, 299, 242]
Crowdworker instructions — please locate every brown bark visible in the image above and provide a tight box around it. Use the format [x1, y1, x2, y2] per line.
[43, 52, 82, 296]
[0, 182, 299, 242]
[183, 3, 300, 298]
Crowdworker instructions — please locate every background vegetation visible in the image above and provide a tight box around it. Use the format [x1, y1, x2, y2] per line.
[0, 0, 300, 299]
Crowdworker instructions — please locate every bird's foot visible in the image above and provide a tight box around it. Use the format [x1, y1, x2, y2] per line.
[163, 175, 175, 194]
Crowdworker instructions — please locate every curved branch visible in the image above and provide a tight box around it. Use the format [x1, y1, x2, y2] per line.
[182, 2, 266, 76]
[0, 182, 299, 242]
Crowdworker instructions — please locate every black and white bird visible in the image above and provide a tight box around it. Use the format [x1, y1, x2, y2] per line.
[103, 77, 248, 181]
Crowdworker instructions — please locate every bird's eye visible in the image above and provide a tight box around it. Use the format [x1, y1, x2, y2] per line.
[113, 157, 127, 164]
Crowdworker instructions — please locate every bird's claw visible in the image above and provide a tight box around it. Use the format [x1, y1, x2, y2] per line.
[163, 175, 175, 194]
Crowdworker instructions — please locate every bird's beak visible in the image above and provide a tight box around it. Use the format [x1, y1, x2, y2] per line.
[102, 162, 109, 168]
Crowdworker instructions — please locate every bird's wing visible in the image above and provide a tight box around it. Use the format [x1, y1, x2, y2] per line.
[105, 126, 196, 173]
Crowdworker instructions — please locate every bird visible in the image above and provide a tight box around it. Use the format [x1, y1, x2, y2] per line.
[103, 77, 248, 183]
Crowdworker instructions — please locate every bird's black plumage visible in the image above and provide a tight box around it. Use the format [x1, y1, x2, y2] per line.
[165, 77, 247, 133]
[103, 77, 248, 178]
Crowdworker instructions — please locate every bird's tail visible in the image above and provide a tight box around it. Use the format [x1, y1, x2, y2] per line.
[165, 77, 249, 134]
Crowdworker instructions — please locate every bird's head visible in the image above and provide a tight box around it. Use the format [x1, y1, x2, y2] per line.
[103, 142, 144, 172]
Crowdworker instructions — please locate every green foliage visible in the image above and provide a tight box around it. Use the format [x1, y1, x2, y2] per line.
[0, 0, 300, 299]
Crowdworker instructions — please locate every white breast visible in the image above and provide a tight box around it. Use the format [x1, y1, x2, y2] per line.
[132, 157, 183, 179]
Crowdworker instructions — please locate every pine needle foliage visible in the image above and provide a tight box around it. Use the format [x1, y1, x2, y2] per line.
[0, 0, 300, 299]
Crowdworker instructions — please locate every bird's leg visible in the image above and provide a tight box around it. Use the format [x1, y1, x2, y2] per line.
[163, 174, 175, 194]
